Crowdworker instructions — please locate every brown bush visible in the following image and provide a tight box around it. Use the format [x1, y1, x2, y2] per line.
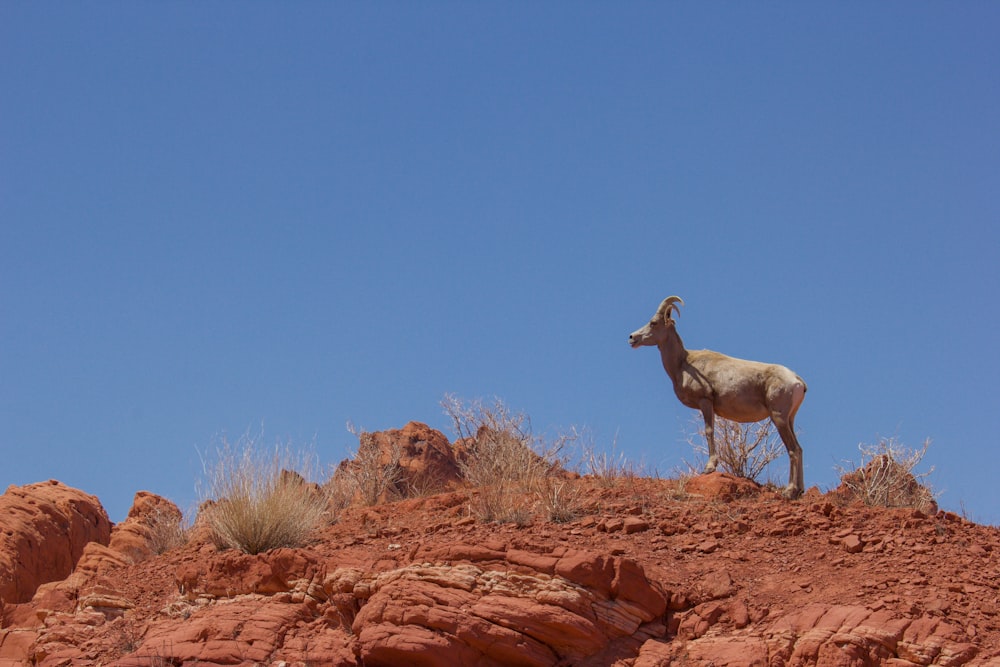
[442, 394, 575, 524]
[686, 415, 785, 483]
[197, 436, 329, 554]
[340, 424, 404, 506]
[836, 437, 937, 512]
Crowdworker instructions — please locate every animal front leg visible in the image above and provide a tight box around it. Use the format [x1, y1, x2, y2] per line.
[699, 401, 718, 474]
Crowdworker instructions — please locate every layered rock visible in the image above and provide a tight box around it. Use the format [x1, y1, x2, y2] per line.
[639, 603, 979, 666]
[0, 480, 111, 604]
[114, 543, 667, 667]
[353, 545, 667, 666]
[0, 472, 997, 666]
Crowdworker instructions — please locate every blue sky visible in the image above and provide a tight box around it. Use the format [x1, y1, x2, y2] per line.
[2, 4, 997, 523]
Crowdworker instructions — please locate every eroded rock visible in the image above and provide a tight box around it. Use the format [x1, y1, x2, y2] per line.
[354, 547, 667, 666]
[0, 481, 111, 604]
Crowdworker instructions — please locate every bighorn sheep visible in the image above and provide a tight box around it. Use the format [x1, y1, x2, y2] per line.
[629, 296, 807, 498]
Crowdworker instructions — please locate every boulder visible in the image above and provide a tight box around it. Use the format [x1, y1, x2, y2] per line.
[0, 481, 111, 604]
[341, 422, 463, 500]
[107, 491, 184, 563]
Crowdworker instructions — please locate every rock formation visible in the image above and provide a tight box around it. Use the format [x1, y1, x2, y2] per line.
[0, 480, 111, 604]
[0, 428, 997, 666]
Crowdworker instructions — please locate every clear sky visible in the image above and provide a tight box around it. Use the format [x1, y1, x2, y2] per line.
[2, 4, 997, 524]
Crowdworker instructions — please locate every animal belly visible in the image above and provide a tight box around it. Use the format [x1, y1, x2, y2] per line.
[715, 404, 769, 423]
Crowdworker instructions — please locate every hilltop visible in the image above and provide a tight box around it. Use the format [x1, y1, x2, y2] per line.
[0, 422, 997, 666]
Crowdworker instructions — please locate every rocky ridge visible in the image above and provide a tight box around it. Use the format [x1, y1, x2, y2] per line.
[1, 423, 998, 666]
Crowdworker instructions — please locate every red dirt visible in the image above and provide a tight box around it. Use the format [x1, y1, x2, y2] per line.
[1, 428, 998, 666]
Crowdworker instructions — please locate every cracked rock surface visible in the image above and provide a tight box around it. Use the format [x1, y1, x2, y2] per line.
[1, 425, 997, 666]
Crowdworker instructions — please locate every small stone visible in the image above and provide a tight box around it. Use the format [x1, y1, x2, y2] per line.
[729, 601, 750, 628]
[623, 518, 650, 534]
[925, 597, 952, 614]
[699, 570, 734, 600]
[604, 518, 625, 533]
[697, 539, 720, 554]
[659, 522, 681, 536]
[842, 534, 864, 554]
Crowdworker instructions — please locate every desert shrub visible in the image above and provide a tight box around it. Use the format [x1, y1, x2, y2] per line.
[324, 466, 357, 517]
[837, 437, 937, 512]
[145, 506, 190, 555]
[198, 434, 329, 554]
[340, 424, 404, 506]
[583, 432, 643, 487]
[442, 394, 575, 524]
[533, 477, 583, 523]
[685, 415, 785, 483]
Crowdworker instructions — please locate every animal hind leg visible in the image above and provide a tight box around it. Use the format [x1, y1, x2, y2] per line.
[699, 400, 718, 474]
[772, 414, 803, 498]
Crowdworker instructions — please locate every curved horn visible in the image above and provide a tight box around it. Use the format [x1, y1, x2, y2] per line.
[655, 296, 685, 321]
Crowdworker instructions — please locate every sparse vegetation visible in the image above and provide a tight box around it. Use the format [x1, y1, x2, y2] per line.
[534, 477, 583, 523]
[685, 415, 785, 483]
[441, 394, 577, 524]
[583, 432, 643, 487]
[145, 506, 190, 555]
[323, 467, 358, 518]
[109, 617, 144, 656]
[197, 434, 329, 554]
[341, 423, 404, 506]
[837, 437, 938, 512]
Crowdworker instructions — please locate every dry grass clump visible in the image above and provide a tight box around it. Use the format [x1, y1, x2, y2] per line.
[685, 415, 785, 483]
[145, 506, 190, 555]
[442, 394, 578, 524]
[837, 437, 938, 512]
[198, 435, 329, 554]
[583, 433, 643, 488]
[340, 424, 404, 506]
[534, 477, 583, 523]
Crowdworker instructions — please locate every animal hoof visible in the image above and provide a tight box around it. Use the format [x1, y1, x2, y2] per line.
[781, 486, 803, 500]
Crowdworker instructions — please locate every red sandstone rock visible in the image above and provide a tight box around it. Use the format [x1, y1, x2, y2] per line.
[107, 491, 184, 564]
[353, 548, 666, 666]
[1, 475, 998, 666]
[0, 481, 111, 604]
[684, 471, 760, 500]
[176, 547, 324, 599]
[842, 532, 865, 553]
[351, 422, 463, 499]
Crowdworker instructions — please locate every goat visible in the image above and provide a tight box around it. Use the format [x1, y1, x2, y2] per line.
[629, 296, 807, 498]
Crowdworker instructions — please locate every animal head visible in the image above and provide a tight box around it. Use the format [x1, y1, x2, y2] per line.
[628, 296, 684, 348]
